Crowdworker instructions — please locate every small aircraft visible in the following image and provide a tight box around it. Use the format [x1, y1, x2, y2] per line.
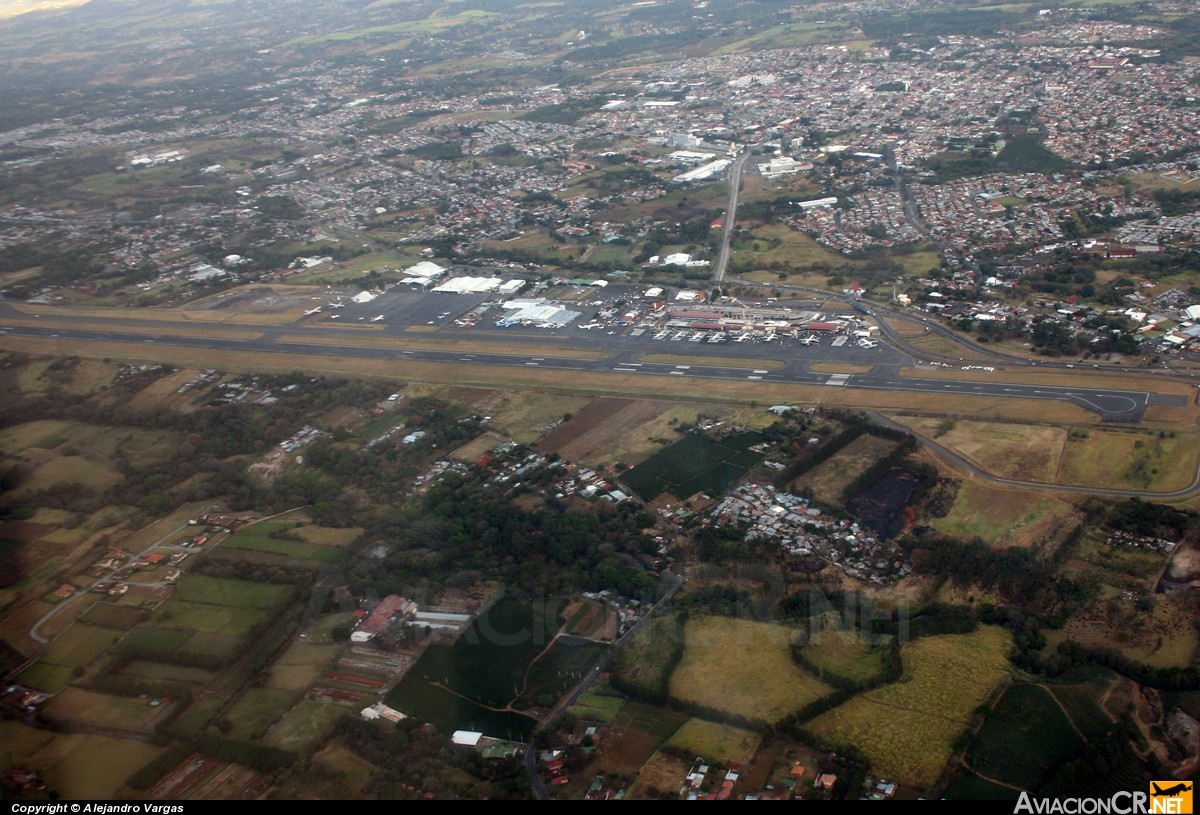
[303, 307, 323, 316]
[799, 335, 820, 346]
[1151, 784, 1192, 797]
[329, 314, 340, 320]
[326, 301, 345, 309]
[370, 315, 385, 322]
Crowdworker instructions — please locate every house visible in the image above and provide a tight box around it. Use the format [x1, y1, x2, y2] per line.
[815, 773, 838, 791]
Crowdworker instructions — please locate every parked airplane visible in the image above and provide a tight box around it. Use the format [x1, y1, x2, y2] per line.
[370, 315, 385, 322]
[329, 314, 340, 320]
[303, 307, 323, 316]
[326, 301, 345, 309]
[799, 335, 820, 346]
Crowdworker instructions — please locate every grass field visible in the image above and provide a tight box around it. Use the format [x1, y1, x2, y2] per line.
[664, 718, 762, 765]
[485, 389, 594, 444]
[798, 627, 894, 685]
[930, 480, 1080, 548]
[120, 627, 190, 658]
[79, 602, 145, 629]
[42, 624, 124, 668]
[222, 687, 296, 739]
[669, 616, 833, 723]
[120, 660, 216, 685]
[164, 694, 227, 738]
[613, 612, 684, 697]
[570, 691, 625, 723]
[894, 416, 1066, 483]
[808, 627, 1013, 789]
[965, 683, 1084, 788]
[261, 699, 346, 752]
[538, 398, 736, 470]
[43, 687, 167, 731]
[219, 535, 342, 562]
[793, 434, 900, 505]
[1058, 429, 1200, 492]
[15, 661, 74, 692]
[153, 601, 266, 635]
[1045, 666, 1121, 741]
[172, 575, 290, 609]
[265, 641, 339, 691]
[739, 222, 859, 271]
[0, 721, 166, 799]
[601, 701, 689, 777]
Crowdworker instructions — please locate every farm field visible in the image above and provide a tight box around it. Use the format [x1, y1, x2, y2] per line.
[151, 601, 266, 636]
[599, 702, 689, 777]
[223, 687, 296, 740]
[664, 718, 762, 765]
[42, 687, 167, 731]
[808, 627, 1013, 789]
[622, 432, 767, 501]
[570, 691, 625, 724]
[1043, 666, 1123, 741]
[172, 575, 291, 609]
[0, 721, 166, 799]
[41, 623, 124, 667]
[964, 683, 1084, 788]
[669, 616, 834, 723]
[797, 627, 894, 685]
[537, 397, 738, 470]
[265, 641, 340, 691]
[612, 612, 684, 698]
[792, 434, 900, 505]
[261, 699, 347, 752]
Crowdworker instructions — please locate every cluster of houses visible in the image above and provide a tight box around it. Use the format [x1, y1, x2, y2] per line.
[707, 483, 911, 586]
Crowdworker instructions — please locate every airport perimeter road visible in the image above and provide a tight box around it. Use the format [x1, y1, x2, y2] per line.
[867, 412, 1200, 499]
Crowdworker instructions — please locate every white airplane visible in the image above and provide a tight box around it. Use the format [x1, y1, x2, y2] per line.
[329, 314, 340, 320]
[303, 307, 323, 316]
[858, 340, 878, 348]
[326, 302, 345, 309]
[370, 315, 385, 322]
[799, 335, 820, 346]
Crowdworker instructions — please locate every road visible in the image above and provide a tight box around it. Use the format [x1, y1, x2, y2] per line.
[525, 571, 683, 799]
[712, 152, 753, 294]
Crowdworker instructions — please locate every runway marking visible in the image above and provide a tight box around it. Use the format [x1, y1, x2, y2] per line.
[669, 371, 685, 376]
[826, 374, 850, 386]
[747, 375, 762, 380]
[525, 362, 539, 366]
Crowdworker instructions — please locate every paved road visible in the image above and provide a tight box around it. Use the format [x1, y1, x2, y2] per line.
[712, 152, 753, 294]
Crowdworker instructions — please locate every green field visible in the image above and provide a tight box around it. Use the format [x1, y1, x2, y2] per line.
[0, 721, 167, 799]
[172, 575, 291, 609]
[153, 601, 265, 635]
[120, 660, 217, 685]
[1044, 666, 1121, 741]
[43, 687, 167, 731]
[265, 641, 339, 691]
[120, 627, 190, 658]
[570, 691, 626, 723]
[965, 683, 1084, 788]
[79, 602, 146, 629]
[222, 687, 296, 740]
[664, 718, 762, 765]
[808, 627, 1013, 789]
[15, 661, 74, 693]
[621, 432, 767, 501]
[516, 635, 608, 709]
[219, 535, 342, 562]
[261, 699, 347, 752]
[42, 624, 125, 667]
[797, 628, 894, 685]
